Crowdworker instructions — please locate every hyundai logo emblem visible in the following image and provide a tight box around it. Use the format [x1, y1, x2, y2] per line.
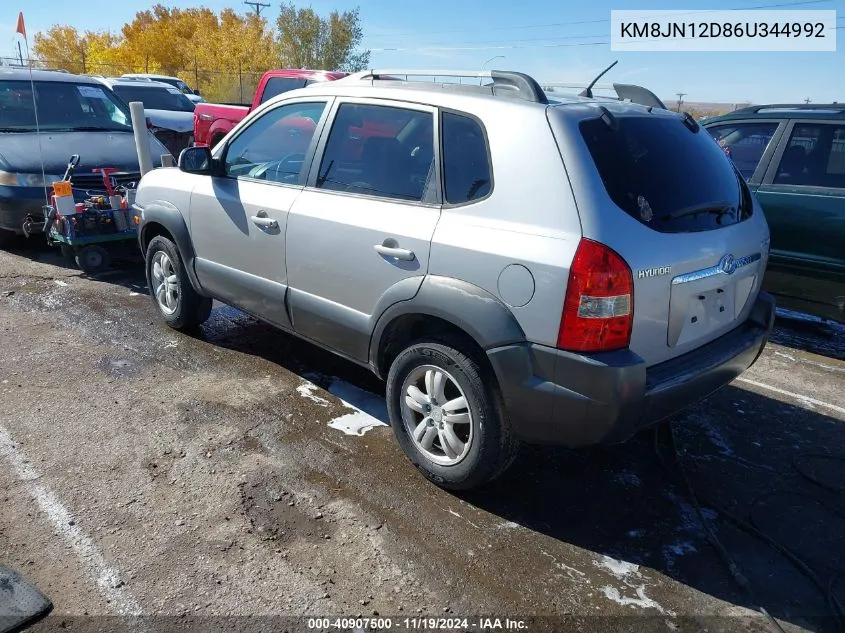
[719, 254, 737, 275]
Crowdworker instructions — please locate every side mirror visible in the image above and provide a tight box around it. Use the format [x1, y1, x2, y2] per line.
[194, 88, 201, 96]
[178, 146, 213, 174]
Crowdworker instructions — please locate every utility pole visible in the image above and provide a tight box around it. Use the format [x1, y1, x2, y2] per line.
[804, 97, 811, 104]
[244, 0, 270, 16]
[676, 92, 686, 112]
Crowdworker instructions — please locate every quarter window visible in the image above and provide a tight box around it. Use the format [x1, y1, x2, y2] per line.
[316, 103, 434, 202]
[706, 122, 779, 180]
[224, 101, 326, 183]
[775, 124, 845, 188]
[441, 112, 492, 204]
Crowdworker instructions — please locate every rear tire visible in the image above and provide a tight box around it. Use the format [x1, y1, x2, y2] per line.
[145, 235, 211, 331]
[386, 339, 519, 490]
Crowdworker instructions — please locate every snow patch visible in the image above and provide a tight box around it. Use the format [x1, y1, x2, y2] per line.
[327, 411, 387, 436]
[595, 555, 640, 579]
[54, 279, 68, 287]
[601, 585, 666, 613]
[296, 382, 330, 407]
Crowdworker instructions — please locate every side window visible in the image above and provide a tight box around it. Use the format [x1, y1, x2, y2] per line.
[316, 103, 434, 202]
[259, 77, 307, 104]
[706, 122, 778, 180]
[826, 128, 845, 177]
[441, 112, 492, 204]
[224, 101, 326, 183]
[775, 124, 845, 188]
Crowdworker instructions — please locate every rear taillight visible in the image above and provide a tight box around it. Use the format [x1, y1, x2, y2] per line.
[557, 238, 634, 353]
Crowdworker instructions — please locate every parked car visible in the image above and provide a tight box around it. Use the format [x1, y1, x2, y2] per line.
[99, 78, 196, 157]
[134, 68, 775, 490]
[192, 69, 347, 148]
[704, 104, 845, 323]
[0, 68, 171, 247]
[121, 73, 204, 103]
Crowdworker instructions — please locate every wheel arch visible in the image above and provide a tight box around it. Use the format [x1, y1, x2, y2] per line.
[369, 275, 526, 378]
[139, 201, 205, 295]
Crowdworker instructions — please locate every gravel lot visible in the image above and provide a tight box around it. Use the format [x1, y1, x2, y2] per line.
[1, 241, 844, 633]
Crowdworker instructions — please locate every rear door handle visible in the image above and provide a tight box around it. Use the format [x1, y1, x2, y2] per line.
[251, 215, 278, 229]
[374, 243, 415, 261]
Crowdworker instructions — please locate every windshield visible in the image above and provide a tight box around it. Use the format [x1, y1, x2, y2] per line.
[112, 85, 195, 112]
[579, 114, 754, 233]
[0, 80, 133, 132]
[156, 77, 195, 95]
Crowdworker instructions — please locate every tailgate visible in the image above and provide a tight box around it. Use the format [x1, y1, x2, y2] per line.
[667, 251, 760, 349]
[559, 105, 771, 366]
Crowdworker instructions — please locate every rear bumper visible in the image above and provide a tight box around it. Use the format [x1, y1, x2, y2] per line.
[0, 191, 46, 235]
[488, 292, 776, 446]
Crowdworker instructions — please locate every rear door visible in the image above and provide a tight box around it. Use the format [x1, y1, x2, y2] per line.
[753, 120, 845, 313]
[285, 98, 440, 361]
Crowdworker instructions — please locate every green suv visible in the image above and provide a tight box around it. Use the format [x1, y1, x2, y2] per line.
[704, 104, 845, 324]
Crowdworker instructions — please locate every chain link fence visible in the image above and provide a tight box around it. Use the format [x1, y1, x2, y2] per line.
[0, 56, 265, 105]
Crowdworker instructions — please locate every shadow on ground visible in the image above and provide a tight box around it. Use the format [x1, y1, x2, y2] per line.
[462, 387, 845, 631]
[2, 234, 147, 293]
[196, 303, 845, 632]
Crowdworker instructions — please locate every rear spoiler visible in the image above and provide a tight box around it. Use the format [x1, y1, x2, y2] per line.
[542, 82, 668, 110]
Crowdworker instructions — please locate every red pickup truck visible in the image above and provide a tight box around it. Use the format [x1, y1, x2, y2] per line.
[193, 69, 348, 148]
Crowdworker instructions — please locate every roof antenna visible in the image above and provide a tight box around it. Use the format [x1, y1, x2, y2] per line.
[579, 60, 619, 99]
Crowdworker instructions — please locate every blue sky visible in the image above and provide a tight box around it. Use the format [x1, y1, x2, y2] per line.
[1, 0, 843, 103]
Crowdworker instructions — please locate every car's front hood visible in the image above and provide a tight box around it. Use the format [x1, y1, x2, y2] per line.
[146, 110, 194, 134]
[0, 130, 169, 174]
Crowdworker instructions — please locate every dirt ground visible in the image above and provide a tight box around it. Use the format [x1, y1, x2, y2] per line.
[1, 240, 844, 633]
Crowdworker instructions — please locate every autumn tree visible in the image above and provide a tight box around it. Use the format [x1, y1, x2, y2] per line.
[32, 26, 107, 73]
[31, 2, 370, 100]
[276, 3, 369, 72]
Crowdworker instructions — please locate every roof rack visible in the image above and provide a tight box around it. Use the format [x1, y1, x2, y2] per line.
[543, 82, 668, 110]
[338, 69, 549, 104]
[731, 103, 845, 114]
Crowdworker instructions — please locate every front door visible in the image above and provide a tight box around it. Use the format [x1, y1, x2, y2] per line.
[188, 98, 331, 327]
[754, 120, 845, 316]
[285, 98, 440, 361]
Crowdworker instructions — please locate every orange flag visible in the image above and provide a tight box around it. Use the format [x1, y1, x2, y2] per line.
[15, 12, 26, 41]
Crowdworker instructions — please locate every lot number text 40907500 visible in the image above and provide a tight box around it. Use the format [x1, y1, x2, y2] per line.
[307, 617, 528, 630]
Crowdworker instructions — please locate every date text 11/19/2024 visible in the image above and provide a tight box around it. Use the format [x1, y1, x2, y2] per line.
[307, 617, 529, 631]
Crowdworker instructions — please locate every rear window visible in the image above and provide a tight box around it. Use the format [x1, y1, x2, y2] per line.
[112, 85, 195, 112]
[580, 114, 753, 233]
[260, 77, 308, 104]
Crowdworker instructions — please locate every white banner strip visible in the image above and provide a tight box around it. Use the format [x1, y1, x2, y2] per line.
[611, 10, 837, 51]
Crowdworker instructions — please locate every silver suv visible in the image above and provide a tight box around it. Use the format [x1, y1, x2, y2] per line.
[134, 69, 775, 490]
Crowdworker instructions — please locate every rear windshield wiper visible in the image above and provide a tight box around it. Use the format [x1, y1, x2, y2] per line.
[662, 201, 735, 221]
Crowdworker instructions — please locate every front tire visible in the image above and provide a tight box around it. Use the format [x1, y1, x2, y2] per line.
[145, 235, 211, 331]
[386, 340, 518, 490]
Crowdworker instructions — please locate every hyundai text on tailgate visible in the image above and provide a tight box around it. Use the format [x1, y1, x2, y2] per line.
[133, 68, 775, 490]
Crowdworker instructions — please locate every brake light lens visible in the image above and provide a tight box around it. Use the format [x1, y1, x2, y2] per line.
[557, 238, 634, 353]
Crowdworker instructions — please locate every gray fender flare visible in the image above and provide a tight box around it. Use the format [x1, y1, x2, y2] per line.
[368, 275, 526, 372]
[138, 201, 205, 295]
